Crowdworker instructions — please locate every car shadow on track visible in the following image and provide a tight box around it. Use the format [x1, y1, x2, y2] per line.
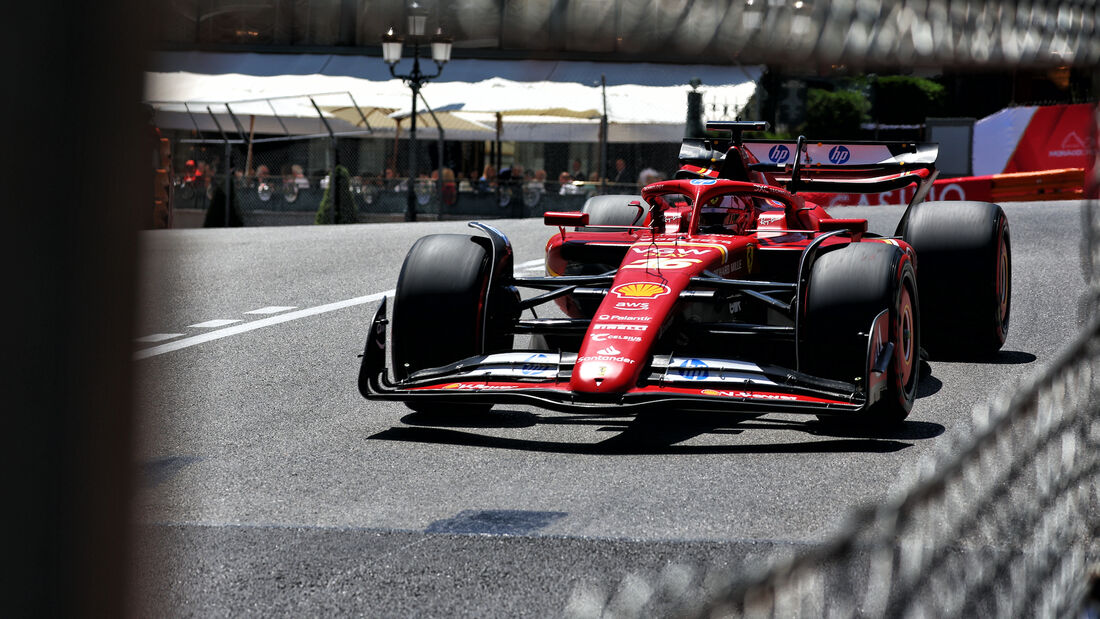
[369, 408, 945, 456]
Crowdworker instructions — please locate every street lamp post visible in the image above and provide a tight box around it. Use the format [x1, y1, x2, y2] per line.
[382, 3, 452, 222]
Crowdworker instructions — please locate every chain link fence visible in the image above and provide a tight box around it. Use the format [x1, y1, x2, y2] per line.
[563, 172, 1100, 618]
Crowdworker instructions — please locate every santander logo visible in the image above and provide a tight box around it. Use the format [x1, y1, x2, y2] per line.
[596, 345, 621, 356]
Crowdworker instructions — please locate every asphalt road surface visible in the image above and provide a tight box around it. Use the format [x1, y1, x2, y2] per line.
[131, 200, 1089, 616]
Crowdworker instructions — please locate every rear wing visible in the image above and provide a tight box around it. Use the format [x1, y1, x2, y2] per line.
[742, 140, 939, 195]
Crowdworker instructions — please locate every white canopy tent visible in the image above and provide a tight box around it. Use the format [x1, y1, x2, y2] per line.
[145, 53, 763, 143]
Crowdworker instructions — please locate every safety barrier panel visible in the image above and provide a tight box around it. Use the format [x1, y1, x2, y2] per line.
[812, 168, 1086, 207]
[989, 168, 1086, 202]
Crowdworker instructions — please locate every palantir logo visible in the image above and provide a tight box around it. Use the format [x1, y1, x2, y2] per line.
[828, 145, 851, 164]
[769, 145, 790, 164]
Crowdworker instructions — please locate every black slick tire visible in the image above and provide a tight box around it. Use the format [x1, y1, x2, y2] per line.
[580, 194, 648, 230]
[392, 234, 504, 413]
[803, 242, 919, 425]
[903, 201, 1010, 358]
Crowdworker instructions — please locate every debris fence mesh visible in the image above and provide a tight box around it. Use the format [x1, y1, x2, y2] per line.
[675, 196, 1100, 615]
[565, 142, 1100, 618]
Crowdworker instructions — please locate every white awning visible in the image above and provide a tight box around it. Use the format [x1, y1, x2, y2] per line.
[144, 52, 763, 143]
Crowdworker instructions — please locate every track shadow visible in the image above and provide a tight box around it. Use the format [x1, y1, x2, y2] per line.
[916, 369, 943, 399]
[930, 349, 1037, 365]
[370, 407, 943, 456]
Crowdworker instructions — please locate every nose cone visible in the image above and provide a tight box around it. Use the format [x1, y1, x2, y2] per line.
[570, 348, 638, 393]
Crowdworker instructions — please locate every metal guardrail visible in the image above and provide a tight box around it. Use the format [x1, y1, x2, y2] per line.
[565, 197, 1100, 617]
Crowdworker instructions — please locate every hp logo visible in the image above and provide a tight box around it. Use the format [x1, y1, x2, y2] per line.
[679, 358, 710, 380]
[769, 145, 790, 164]
[828, 145, 851, 164]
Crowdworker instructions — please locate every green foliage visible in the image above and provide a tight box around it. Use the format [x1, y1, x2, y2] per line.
[873, 75, 946, 124]
[801, 88, 870, 140]
[203, 179, 244, 228]
[315, 164, 358, 225]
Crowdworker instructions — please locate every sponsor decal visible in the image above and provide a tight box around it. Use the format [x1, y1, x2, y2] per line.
[590, 332, 643, 343]
[769, 144, 791, 163]
[594, 323, 648, 331]
[614, 301, 650, 311]
[597, 313, 650, 322]
[1050, 131, 1087, 157]
[612, 282, 671, 299]
[828, 145, 851, 165]
[623, 257, 702, 270]
[701, 388, 798, 401]
[678, 358, 710, 380]
[579, 355, 636, 365]
[630, 247, 710, 256]
[746, 244, 755, 272]
[521, 353, 553, 376]
[758, 212, 784, 226]
[441, 383, 520, 391]
[689, 178, 717, 185]
[596, 345, 622, 356]
[714, 260, 744, 278]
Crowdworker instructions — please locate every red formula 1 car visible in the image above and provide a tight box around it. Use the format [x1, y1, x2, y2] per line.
[359, 122, 1010, 423]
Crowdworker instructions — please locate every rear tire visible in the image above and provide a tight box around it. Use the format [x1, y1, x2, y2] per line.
[392, 234, 511, 413]
[903, 201, 1010, 358]
[803, 243, 919, 425]
[580, 194, 648, 230]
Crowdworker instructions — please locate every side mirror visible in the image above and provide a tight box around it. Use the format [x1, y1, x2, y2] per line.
[543, 211, 589, 227]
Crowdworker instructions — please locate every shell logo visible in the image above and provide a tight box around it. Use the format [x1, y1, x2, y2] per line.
[701, 389, 720, 396]
[442, 383, 461, 389]
[611, 282, 671, 299]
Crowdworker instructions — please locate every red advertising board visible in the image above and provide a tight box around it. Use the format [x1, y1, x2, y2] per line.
[1004, 103, 1093, 174]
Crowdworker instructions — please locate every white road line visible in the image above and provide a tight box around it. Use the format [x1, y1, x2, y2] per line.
[135, 290, 393, 360]
[244, 306, 298, 315]
[517, 258, 545, 272]
[135, 333, 185, 343]
[188, 319, 243, 328]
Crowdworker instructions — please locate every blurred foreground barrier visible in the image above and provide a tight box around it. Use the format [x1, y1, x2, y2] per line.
[680, 201, 1100, 616]
[690, 319, 1099, 617]
[569, 199, 1100, 616]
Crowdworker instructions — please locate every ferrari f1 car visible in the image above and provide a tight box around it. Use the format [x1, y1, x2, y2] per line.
[359, 122, 1011, 423]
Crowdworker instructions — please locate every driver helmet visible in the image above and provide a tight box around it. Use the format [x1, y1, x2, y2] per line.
[699, 193, 754, 233]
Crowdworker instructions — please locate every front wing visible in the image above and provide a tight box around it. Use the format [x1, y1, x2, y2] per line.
[359, 299, 885, 415]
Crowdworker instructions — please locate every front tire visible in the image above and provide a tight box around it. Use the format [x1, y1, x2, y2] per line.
[803, 243, 920, 424]
[392, 234, 512, 413]
[903, 201, 1010, 358]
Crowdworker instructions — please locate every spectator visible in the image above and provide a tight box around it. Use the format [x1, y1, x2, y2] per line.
[570, 159, 586, 181]
[441, 167, 457, 206]
[638, 166, 661, 187]
[291, 164, 310, 188]
[477, 164, 496, 193]
[611, 158, 633, 186]
[527, 169, 547, 195]
[559, 172, 582, 195]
